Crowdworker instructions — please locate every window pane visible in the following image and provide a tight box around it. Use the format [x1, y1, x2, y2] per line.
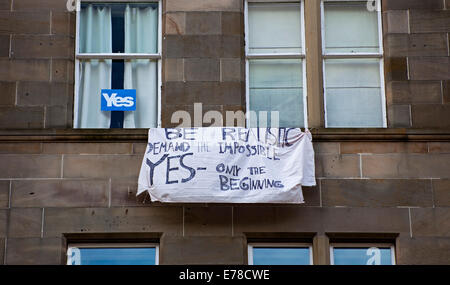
[324, 2, 379, 53]
[80, 3, 158, 54]
[324, 58, 383, 127]
[76, 59, 158, 128]
[248, 3, 302, 54]
[249, 59, 304, 127]
[75, 248, 156, 265]
[333, 247, 393, 265]
[252, 247, 311, 265]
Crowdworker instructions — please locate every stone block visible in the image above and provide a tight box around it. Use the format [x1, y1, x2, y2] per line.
[8, 208, 42, 238]
[11, 179, 109, 208]
[0, 154, 61, 178]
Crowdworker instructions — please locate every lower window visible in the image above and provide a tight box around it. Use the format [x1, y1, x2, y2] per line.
[248, 243, 313, 265]
[67, 244, 159, 265]
[330, 243, 395, 265]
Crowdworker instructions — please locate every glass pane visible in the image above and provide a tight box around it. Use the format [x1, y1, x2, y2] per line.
[253, 247, 311, 265]
[333, 247, 393, 265]
[80, 3, 158, 54]
[76, 248, 156, 265]
[324, 2, 379, 53]
[248, 3, 302, 54]
[76, 59, 157, 129]
[324, 58, 383, 127]
[249, 59, 304, 128]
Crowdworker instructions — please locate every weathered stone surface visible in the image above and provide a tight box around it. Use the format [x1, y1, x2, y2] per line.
[385, 33, 448, 57]
[0, 155, 61, 178]
[185, 12, 221, 35]
[433, 179, 450, 207]
[0, 59, 50, 82]
[315, 154, 360, 178]
[383, 0, 444, 10]
[0, 11, 50, 34]
[43, 207, 183, 237]
[384, 57, 408, 81]
[362, 154, 450, 178]
[409, 57, 450, 81]
[0, 238, 4, 265]
[13, 0, 68, 11]
[0, 181, 8, 208]
[410, 208, 450, 238]
[322, 179, 433, 207]
[387, 104, 411, 128]
[382, 10, 408, 34]
[221, 12, 242, 35]
[340, 142, 427, 154]
[387, 81, 442, 104]
[0, 210, 6, 237]
[313, 143, 340, 154]
[412, 104, 450, 129]
[0, 143, 41, 154]
[11, 35, 73, 59]
[0, 34, 9, 57]
[42, 143, 132, 154]
[234, 207, 410, 234]
[184, 58, 220, 81]
[221, 58, 242, 82]
[396, 236, 450, 265]
[184, 206, 232, 236]
[166, 0, 242, 12]
[165, 12, 185, 35]
[17, 82, 69, 106]
[63, 155, 142, 179]
[0, 82, 15, 106]
[6, 238, 63, 265]
[8, 208, 42, 238]
[11, 180, 109, 208]
[110, 179, 150, 207]
[165, 58, 184, 82]
[160, 235, 245, 265]
[183, 35, 222, 58]
[410, 10, 450, 33]
[428, 143, 450, 154]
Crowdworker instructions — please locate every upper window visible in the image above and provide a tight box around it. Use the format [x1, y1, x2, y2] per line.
[74, 1, 161, 129]
[67, 244, 159, 265]
[322, 0, 386, 128]
[330, 243, 395, 265]
[245, 1, 307, 128]
[248, 243, 313, 265]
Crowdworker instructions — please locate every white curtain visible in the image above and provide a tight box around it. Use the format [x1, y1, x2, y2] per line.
[77, 5, 112, 128]
[123, 5, 158, 128]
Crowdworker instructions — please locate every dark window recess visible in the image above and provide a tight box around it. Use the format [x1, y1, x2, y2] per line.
[110, 9, 125, 128]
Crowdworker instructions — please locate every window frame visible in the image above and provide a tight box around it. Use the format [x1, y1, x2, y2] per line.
[67, 243, 160, 265]
[329, 242, 396, 265]
[248, 243, 314, 265]
[244, 0, 308, 129]
[73, 0, 162, 129]
[321, 0, 387, 128]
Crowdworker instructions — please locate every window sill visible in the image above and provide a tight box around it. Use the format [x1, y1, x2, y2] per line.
[0, 128, 449, 142]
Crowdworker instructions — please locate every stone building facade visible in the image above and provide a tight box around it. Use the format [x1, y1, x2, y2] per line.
[0, 0, 449, 264]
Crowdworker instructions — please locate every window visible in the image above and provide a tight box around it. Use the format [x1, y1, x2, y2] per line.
[330, 243, 395, 265]
[74, 1, 161, 129]
[248, 243, 313, 265]
[67, 244, 159, 265]
[322, 0, 386, 127]
[245, 1, 307, 128]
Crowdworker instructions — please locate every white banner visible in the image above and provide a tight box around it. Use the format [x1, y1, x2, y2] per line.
[138, 128, 316, 204]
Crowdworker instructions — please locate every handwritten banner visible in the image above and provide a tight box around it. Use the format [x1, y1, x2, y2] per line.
[137, 128, 316, 204]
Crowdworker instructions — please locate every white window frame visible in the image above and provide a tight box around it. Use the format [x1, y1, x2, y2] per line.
[321, 0, 387, 128]
[67, 243, 160, 265]
[73, 0, 162, 128]
[330, 243, 396, 265]
[244, 0, 308, 129]
[248, 243, 314, 265]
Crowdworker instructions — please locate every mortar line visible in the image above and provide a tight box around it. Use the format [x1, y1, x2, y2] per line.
[359, 154, 363, 178]
[3, 237, 7, 265]
[9, 34, 12, 59]
[319, 179, 322, 207]
[430, 179, 436, 209]
[49, 10, 53, 35]
[10, 0, 13, 11]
